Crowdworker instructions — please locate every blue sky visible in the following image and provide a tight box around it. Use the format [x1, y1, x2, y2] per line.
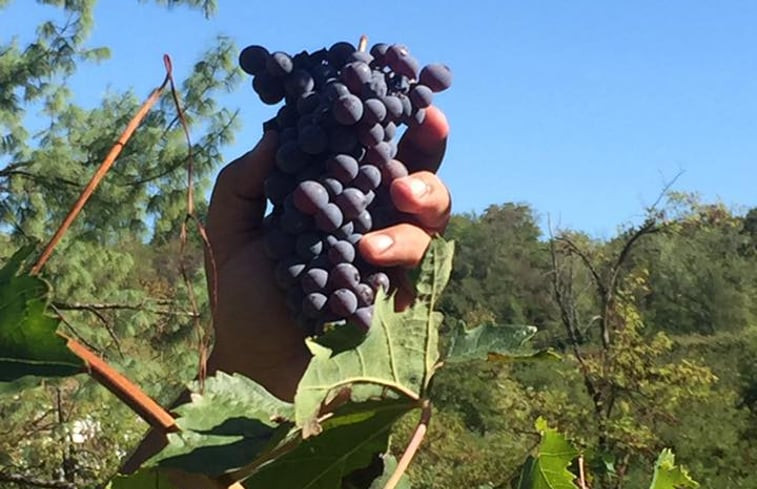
[3, 1, 756, 237]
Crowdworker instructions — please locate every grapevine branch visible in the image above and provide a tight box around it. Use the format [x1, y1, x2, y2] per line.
[383, 400, 432, 489]
[26, 56, 179, 434]
[163, 53, 217, 392]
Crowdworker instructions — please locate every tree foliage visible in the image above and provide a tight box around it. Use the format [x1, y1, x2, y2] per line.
[1, 2, 755, 488]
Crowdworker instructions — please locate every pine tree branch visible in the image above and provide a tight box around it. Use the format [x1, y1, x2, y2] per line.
[0, 472, 76, 489]
[52, 301, 200, 318]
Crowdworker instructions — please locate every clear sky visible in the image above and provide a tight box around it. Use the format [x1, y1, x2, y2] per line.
[3, 1, 755, 237]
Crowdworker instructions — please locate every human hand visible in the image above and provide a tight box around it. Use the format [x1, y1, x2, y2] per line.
[204, 106, 451, 402]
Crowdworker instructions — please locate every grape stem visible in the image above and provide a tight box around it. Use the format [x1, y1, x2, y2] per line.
[383, 400, 431, 489]
[358, 34, 368, 52]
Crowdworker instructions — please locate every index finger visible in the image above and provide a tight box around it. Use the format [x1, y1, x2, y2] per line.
[396, 105, 449, 173]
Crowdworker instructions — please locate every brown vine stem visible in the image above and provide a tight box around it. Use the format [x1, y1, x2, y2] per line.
[30, 73, 169, 276]
[66, 339, 176, 431]
[383, 400, 432, 489]
[578, 455, 588, 489]
[27, 58, 178, 434]
[163, 53, 216, 393]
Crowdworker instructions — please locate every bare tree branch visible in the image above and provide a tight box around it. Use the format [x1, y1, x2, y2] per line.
[556, 235, 607, 299]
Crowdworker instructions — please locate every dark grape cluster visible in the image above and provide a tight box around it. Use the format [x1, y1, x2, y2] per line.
[238, 39, 451, 334]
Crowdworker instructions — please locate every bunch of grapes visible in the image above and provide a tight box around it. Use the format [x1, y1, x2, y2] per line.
[239, 38, 451, 335]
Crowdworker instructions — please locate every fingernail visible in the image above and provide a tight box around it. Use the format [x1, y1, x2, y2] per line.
[367, 234, 394, 254]
[407, 177, 429, 198]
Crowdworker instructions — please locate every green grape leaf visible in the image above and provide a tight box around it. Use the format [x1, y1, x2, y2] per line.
[0, 245, 83, 382]
[243, 399, 416, 489]
[294, 238, 454, 431]
[147, 371, 294, 477]
[513, 418, 578, 489]
[106, 468, 177, 489]
[446, 323, 559, 363]
[648, 449, 698, 489]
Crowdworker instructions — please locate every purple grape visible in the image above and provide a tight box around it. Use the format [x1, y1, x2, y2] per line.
[326, 154, 359, 183]
[354, 284, 374, 307]
[328, 288, 358, 316]
[276, 141, 310, 173]
[333, 94, 364, 125]
[315, 203, 343, 232]
[410, 108, 426, 127]
[354, 165, 381, 192]
[293, 180, 329, 215]
[378, 159, 409, 184]
[347, 51, 374, 65]
[324, 81, 350, 101]
[361, 74, 388, 99]
[327, 41, 356, 68]
[346, 233, 362, 245]
[357, 123, 384, 146]
[341, 62, 372, 94]
[409, 84, 433, 109]
[361, 98, 387, 125]
[383, 121, 397, 141]
[266, 52, 294, 77]
[351, 306, 374, 332]
[382, 95, 403, 120]
[335, 187, 368, 220]
[354, 209, 373, 233]
[276, 105, 298, 129]
[252, 72, 285, 105]
[367, 272, 390, 292]
[333, 221, 355, 240]
[319, 177, 343, 198]
[328, 240, 356, 264]
[285, 69, 315, 97]
[302, 268, 329, 294]
[398, 94, 412, 119]
[386, 45, 419, 79]
[419, 64, 452, 92]
[302, 292, 328, 318]
[369, 43, 390, 66]
[365, 142, 392, 166]
[239, 45, 269, 75]
[330, 263, 361, 290]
